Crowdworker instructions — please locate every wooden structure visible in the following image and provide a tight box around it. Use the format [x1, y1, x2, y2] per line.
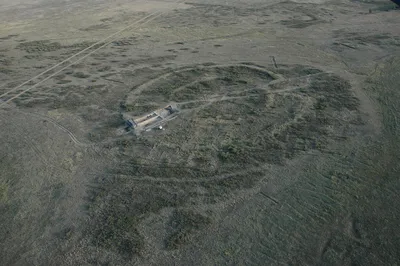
[124, 104, 178, 134]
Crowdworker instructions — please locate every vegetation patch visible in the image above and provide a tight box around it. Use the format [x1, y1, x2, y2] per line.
[73, 72, 91, 79]
[16, 40, 63, 53]
[165, 210, 211, 250]
[0, 182, 9, 203]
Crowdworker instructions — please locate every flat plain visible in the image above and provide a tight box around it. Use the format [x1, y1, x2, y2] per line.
[0, 0, 399, 265]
